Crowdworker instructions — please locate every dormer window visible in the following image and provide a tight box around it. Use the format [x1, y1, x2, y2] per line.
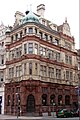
[54, 38, 59, 45]
[50, 36, 52, 42]
[65, 42, 71, 50]
[44, 34, 48, 40]
[20, 31, 22, 38]
[42, 20, 45, 25]
[15, 34, 18, 40]
[39, 32, 42, 39]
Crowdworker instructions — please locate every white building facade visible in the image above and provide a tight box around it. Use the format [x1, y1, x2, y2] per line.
[0, 23, 7, 114]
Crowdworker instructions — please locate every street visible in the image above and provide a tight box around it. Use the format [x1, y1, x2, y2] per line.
[0, 115, 79, 120]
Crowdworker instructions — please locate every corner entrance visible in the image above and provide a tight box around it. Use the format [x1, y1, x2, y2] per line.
[27, 94, 35, 112]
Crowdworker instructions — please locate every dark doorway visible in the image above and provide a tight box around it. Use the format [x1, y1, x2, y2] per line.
[27, 94, 35, 112]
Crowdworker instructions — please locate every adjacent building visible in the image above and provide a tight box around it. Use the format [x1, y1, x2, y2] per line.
[0, 23, 7, 114]
[77, 49, 80, 94]
[4, 4, 78, 116]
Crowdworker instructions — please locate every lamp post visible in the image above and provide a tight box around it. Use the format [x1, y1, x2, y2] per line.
[16, 93, 19, 119]
[52, 101, 55, 117]
[78, 73, 80, 120]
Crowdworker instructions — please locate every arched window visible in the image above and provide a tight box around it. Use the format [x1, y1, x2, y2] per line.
[58, 95, 62, 105]
[65, 95, 70, 105]
[50, 94, 55, 106]
[42, 94, 47, 106]
[12, 94, 14, 106]
[18, 94, 20, 106]
[7, 95, 10, 106]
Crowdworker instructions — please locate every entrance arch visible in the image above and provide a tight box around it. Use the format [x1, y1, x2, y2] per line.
[26, 94, 35, 112]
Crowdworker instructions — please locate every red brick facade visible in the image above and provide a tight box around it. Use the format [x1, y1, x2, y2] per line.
[4, 79, 78, 116]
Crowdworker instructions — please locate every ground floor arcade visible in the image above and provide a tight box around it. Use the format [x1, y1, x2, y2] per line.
[4, 80, 78, 116]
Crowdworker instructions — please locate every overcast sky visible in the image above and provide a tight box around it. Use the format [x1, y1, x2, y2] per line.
[0, 0, 79, 49]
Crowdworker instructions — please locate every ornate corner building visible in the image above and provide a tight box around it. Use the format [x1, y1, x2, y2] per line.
[4, 4, 78, 116]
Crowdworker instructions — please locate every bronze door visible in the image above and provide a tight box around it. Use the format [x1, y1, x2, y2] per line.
[27, 94, 35, 112]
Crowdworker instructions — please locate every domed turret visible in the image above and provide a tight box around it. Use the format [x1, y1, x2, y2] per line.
[22, 10, 39, 24]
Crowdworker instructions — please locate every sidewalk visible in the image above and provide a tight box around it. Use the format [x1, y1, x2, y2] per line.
[0, 114, 54, 119]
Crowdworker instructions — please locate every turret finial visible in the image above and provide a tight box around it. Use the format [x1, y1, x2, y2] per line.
[30, 4, 32, 11]
[65, 17, 67, 23]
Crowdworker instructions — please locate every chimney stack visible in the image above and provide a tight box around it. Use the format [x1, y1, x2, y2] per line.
[37, 4, 45, 17]
[14, 11, 24, 26]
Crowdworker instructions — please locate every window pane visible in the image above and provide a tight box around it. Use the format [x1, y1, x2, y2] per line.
[28, 43, 33, 54]
[35, 44, 38, 54]
[24, 44, 27, 54]
[29, 28, 33, 33]
[29, 63, 32, 75]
